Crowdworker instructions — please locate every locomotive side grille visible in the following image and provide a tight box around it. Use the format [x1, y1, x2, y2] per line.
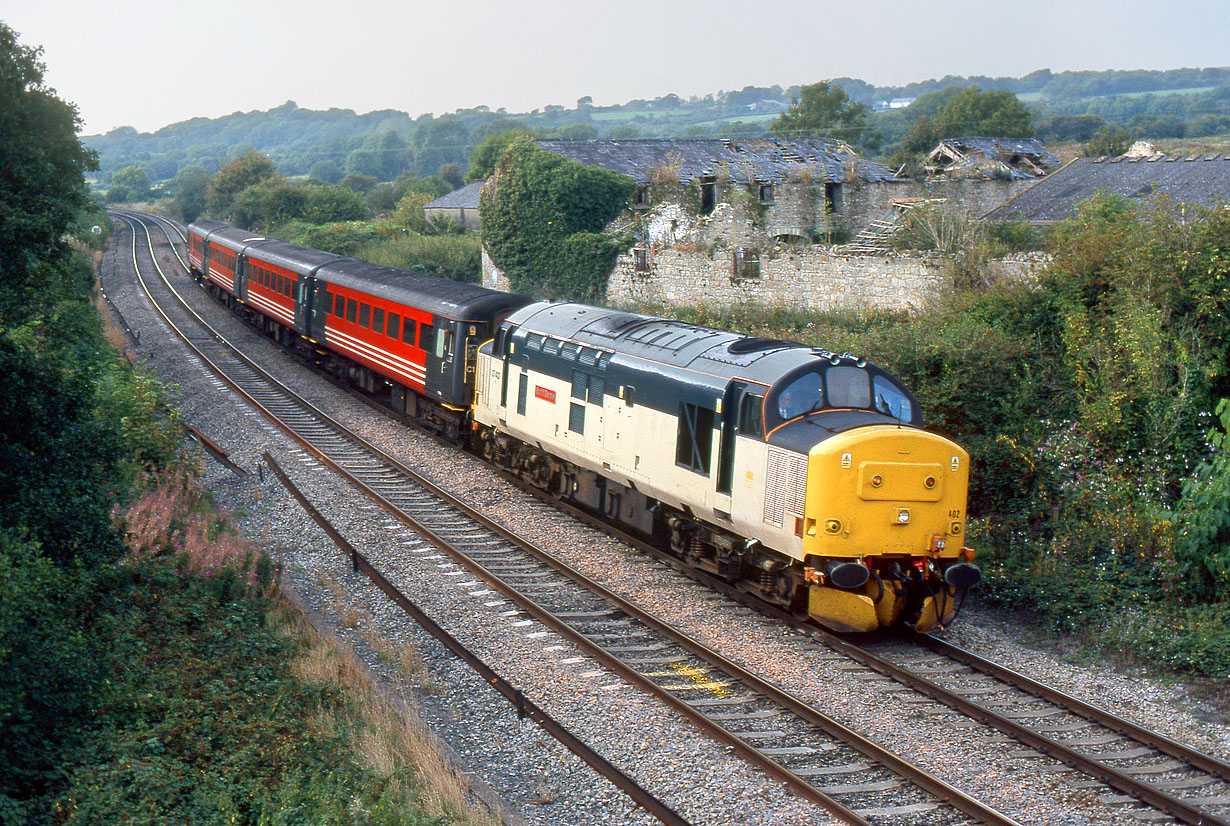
[764, 449, 807, 528]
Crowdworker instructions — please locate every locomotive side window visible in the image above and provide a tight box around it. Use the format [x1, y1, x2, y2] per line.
[739, 393, 765, 437]
[777, 372, 824, 419]
[825, 366, 871, 409]
[872, 375, 912, 421]
[676, 403, 715, 476]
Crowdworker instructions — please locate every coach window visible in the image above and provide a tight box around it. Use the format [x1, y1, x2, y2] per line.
[346, 298, 357, 324]
[359, 304, 370, 328]
[403, 318, 417, 345]
[387, 312, 399, 338]
[372, 308, 385, 334]
[334, 294, 345, 316]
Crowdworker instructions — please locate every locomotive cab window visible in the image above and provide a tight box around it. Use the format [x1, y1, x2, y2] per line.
[775, 371, 824, 420]
[825, 366, 871, 409]
[872, 375, 912, 421]
[739, 393, 765, 437]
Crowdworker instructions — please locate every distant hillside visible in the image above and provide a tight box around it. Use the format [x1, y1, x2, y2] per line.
[85, 66, 1230, 187]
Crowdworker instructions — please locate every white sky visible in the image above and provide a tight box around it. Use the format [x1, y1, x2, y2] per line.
[6, 0, 1229, 136]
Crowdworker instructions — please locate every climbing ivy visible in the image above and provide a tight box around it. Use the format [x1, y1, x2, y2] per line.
[480, 137, 636, 301]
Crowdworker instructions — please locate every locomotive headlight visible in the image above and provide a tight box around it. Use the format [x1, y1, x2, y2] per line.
[824, 519, 842, 534]
[897, 509, 911, 524]
[951, 522, 962, 535]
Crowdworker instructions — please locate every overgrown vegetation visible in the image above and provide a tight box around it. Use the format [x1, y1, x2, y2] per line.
[644, 193, 1230, 679]
[481, 137, 636, 299]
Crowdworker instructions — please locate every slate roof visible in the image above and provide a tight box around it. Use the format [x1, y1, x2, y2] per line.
[424, 179, 485, 210]
[534, 138, 897, 185]
[927, 137, 1058, 180]
[985, 153, 1230, 224]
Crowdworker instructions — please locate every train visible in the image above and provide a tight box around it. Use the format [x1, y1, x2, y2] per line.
[187, 219, 980, 633]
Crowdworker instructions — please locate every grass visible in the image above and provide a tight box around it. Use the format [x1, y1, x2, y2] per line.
[46, 471, 493, 826]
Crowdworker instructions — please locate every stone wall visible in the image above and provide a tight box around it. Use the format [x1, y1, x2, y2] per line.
[606, 246, 951, 313]
[483, 244, 1048, 313]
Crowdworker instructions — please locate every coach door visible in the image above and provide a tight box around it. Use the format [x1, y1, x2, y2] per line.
[235, 254, 249, 301]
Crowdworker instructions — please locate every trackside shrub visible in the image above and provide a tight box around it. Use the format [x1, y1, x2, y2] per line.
[1172, 399, 1230, 600]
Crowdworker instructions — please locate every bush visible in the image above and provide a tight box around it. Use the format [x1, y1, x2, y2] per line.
[1172, 399, 1230, 600]
[481, 137, 636, 299]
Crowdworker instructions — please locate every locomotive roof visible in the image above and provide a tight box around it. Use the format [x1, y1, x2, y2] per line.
[315, 259, 530, 320]
[507, 302, 822, 380]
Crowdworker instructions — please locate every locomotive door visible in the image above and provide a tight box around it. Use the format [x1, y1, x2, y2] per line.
[716, 380, 747, 495]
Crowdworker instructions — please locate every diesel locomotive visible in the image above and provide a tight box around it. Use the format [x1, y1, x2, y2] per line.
[187, 219, 979, 632]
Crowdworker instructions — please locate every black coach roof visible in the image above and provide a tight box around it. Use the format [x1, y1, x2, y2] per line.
[247, 240, 343, 275]
[315, 259, 529, 320]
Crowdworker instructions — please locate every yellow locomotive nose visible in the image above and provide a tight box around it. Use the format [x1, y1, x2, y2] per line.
[801, 426, 973, 633]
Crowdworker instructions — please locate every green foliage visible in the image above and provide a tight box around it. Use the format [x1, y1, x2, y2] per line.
[413, 117, 469, 177]
[1085, 124, 1133, 157]
[344, 129, 411, 181]
[1172, 399, 1230, 600]
[0, 22, 98, 324]
[307, 158, 343, 184]
[903, 87, 1033, 153]
[987, 220, 1043, 252]
[0, 537, 101, 819]
[107, 164, 151, 203]
[353, 231, 481, 283]
[481, 138, 635, 300]
[168, 165, 209, 223]
[205, 150, 277, 221]
[770, 81, 879, 151]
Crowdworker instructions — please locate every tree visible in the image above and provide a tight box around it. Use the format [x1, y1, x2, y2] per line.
[413, 117, 470, 176]
[467, 125, 530, 181]
[0, 22, 97, 321]
[1085, 125, 1132, 157]
[903, 87, 1033, 153]
[169, 165, 209, 222]
[308, 159, 343, 184]
[107, 165, 151, 203]
[205, 150, 277, 220]
[770, 81, 878, 150]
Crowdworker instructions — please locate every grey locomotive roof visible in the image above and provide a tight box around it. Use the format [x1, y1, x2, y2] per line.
[247, 240, 343, 276]
[315, 259, 529, 320]
[509, 302, 822, 381]
[987, 153, 1230, 223]
[534, 138, 897, 186]
[424, 180, 484, 210]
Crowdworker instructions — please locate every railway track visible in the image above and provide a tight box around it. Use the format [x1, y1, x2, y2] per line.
[105, 210, 1229, 825]
[108, 211, 1027, 824]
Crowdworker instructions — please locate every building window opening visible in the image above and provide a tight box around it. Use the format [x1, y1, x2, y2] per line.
[700, 176, 717, 215]
[733, 247, 760, 280]
[633, 248, 651, 273]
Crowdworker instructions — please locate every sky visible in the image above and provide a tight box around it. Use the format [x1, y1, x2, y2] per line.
[7, 0, 1229, 136]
